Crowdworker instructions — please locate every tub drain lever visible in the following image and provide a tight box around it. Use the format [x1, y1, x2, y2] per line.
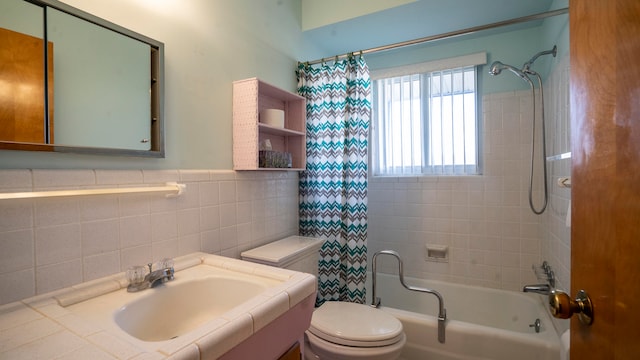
[529, 318, 541, 333]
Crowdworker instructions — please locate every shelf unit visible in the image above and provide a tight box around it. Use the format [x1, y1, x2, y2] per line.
[233, 78, 306, 170]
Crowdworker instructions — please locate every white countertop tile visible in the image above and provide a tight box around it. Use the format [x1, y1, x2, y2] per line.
[87, 331, 145, 359]
[0, 317, 63, 352]
[0, 302, 43, 332]
[0, 252, 316, 359]
[3, 330, 88, 360]
[54, 344, 118, 360]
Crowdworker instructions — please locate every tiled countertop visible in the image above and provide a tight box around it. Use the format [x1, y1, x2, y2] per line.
[0, 252, 316, 359]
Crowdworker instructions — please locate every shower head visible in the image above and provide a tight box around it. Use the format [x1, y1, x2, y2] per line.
[488, 61, 530, 81]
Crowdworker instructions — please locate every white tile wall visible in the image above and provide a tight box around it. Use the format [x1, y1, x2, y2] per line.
[0, 170, 299, 305]
[368, 54, 571, 293]
[541, 54, 572, 293]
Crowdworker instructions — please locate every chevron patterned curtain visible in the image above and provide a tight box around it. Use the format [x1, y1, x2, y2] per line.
[297, 56, 371, 305]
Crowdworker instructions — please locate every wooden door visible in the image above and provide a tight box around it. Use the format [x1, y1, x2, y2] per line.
[570, 0, 640, 358]
[0, 27, 53, 144]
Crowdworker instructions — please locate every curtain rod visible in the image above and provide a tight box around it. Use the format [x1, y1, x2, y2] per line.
[301, 7, 568, 66]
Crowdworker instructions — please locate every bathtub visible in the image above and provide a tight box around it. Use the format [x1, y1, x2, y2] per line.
[365, 273, 561, 360]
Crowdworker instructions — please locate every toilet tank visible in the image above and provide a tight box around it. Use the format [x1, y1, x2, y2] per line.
[241, 236, 324, 277]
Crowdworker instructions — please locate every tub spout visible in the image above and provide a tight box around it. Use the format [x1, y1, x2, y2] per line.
[523, 284, 551, 295]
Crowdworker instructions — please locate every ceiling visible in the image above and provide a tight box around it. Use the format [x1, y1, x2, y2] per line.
[302, 0, 558, 60]
[301, 0, 419, 31]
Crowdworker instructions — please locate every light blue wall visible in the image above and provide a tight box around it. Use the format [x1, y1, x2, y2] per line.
[0, 0, 313, 170]
[0, 0, 568, 171]
[365, 17, 569, 95]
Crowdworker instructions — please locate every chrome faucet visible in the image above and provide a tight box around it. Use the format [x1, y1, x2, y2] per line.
[522, 284, 551, 295]
[127, 259, 175, 292]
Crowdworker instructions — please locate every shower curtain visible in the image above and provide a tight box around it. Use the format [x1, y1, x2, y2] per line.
[297, 56, 371, 305]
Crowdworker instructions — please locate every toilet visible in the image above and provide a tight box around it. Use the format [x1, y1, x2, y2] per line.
[241, 236, 406, 360]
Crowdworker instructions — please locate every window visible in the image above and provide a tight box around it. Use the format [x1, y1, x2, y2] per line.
[371, 54, 484, 176]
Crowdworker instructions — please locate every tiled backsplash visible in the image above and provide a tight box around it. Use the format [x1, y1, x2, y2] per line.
[367, 55, 571, 292]
[0, 169, 299, 305]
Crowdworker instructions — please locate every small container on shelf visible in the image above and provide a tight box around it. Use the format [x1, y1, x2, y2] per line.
[259, 150, 292, 168]
[260, 109, 285, 128]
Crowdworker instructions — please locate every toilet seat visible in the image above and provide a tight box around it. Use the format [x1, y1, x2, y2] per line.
[308, 301, 404, 347]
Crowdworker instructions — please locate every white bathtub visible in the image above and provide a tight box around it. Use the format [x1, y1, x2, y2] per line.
[366, 273, 561, 360]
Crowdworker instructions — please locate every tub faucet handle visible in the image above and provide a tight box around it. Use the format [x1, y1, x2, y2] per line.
[547, 270, 556, 288]
[541, 261, 550, 273]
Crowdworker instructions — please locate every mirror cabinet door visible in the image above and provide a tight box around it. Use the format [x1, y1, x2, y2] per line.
[47, 8, 152, 150]
[0, 0, 164, 157]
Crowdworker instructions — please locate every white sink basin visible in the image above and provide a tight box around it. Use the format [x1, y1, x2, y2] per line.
[61, 256, 300, 353]
[114, 276, 269, 341]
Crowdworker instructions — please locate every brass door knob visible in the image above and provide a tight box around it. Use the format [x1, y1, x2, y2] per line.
[548, 289, 594, 325]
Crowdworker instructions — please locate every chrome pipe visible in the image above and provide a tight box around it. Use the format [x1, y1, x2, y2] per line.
[523, 284, 552, 295]
[522, 45, 557, 74]
[370, 250, 447, 343]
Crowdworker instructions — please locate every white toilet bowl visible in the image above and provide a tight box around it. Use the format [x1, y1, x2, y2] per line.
[240, 237, 406, 359]
[303, 301, 406, 360]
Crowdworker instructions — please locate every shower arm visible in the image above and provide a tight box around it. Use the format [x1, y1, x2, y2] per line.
[371, 250, 447, 344]
[522, 45, 557, 74]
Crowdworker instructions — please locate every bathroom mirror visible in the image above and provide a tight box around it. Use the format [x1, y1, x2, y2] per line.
[0, 0, 164, 157]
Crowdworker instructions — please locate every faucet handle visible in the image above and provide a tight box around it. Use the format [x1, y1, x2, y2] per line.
[154, 258, 174, 270]
[127, 265, 147, 285]
[547, 270, 556, 288]
[541, 261, 550, 273]
[162, 258, 174, 269]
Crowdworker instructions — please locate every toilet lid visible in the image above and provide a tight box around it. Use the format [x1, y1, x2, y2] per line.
[240, 236, 324, 267]
[309, 302, 404, 347]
